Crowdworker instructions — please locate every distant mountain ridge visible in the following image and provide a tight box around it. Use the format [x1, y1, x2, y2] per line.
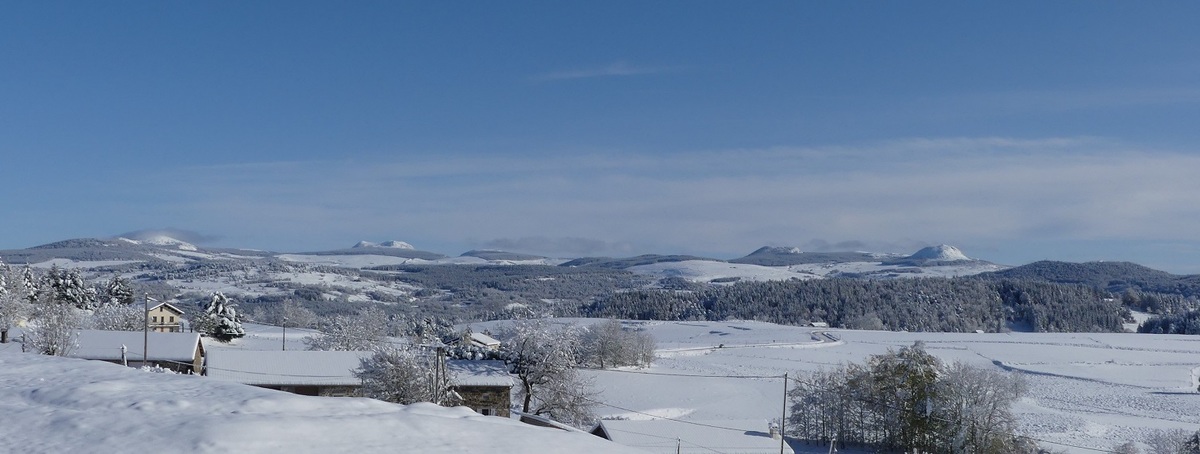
[353, 240, 415, 250]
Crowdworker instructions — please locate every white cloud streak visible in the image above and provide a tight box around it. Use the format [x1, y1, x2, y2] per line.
[533, 61, 672, 81]
[147, 137, 1200, 261]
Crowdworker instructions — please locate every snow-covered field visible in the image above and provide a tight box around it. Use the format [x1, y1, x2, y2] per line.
[0, 348, 639, 454]
[5, 319, 1197, 453]
[470, 319, 1200, 453]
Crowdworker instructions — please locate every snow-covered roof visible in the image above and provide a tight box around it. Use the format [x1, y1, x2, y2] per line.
[148, 302, 185, 315]
[71, 330, 202, 362]
[468, 332, 500, 347]
[593, 419, 792, 454]
[447, 360, 513, 387]
[205, 350, 371, 386]
[0, 350, 643, 453]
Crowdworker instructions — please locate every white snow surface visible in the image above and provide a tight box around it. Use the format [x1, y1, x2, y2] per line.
[0, 350, 639, 454]
[907, 244, 971, 261]
[469, 319, 1200, 453]
[119, 235, 199, 251]
[353, 240, 415, 249]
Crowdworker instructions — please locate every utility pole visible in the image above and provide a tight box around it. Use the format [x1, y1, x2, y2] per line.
[282, 302, 287, 351]
[143, 294, 157, 369]
[780, 372, 789, 454]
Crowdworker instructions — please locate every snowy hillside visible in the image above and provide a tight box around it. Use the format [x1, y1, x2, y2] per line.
[0, 350, 638, 454]
[906, 244, 970, 261]
[353, 240, 416, 249]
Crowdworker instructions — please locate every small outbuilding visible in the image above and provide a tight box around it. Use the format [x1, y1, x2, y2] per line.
[447, 359, 513, 417]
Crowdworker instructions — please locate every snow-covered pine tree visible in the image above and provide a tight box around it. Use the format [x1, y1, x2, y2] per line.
[103, 276, 136, 306]
[197, 292, 245, 342]
[0, 264, 31, 343]
[43, 266, 98, 310]
[21, 266, 39, 304]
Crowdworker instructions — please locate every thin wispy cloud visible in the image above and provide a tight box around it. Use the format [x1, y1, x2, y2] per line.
[534, 61, 672, 81]
[134, 136, 1200, 268]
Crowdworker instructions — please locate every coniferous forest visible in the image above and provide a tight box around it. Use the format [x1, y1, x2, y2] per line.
[580, 278, 1131, 333]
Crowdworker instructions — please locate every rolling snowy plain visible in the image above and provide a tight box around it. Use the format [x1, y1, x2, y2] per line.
[466, 318, 1200, 453]
[2, 320, 1198, 453]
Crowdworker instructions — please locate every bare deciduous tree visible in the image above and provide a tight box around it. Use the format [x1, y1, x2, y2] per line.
[355, 346, 453, 405]
[307, 307, 389, 351]
[498, 319, 597, 428]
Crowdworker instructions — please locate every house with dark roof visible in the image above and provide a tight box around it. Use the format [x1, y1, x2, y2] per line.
[204, 350, 371, 397]
[72, 330, 205, 374]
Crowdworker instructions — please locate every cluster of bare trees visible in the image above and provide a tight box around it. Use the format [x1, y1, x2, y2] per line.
[1110, 428, 1200, 454]
[578, 319, 656, 369]
[789, 342, 1031, 454]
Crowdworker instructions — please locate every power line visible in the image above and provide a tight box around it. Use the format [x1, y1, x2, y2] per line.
[588, 368, 783, 380]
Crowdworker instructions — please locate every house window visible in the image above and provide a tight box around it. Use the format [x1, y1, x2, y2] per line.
[480, 408, 494, 416]
[152, 316, 158, 323]
[169, 316, 175, 323]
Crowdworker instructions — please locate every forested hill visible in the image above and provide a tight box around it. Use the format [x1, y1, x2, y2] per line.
[978, 260, 1200, 297]
[580, 278, 1128, 333]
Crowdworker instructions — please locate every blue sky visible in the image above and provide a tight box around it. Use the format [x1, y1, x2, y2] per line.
[3, 2, 1200, 272]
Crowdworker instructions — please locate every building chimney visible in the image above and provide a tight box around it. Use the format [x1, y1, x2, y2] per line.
[769, 422, 781, 440]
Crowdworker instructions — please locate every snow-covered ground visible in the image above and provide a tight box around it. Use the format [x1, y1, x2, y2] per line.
[0, 349, 639, 454]
[6, 319, 1197, 453]
[470, 319, 1200, 453]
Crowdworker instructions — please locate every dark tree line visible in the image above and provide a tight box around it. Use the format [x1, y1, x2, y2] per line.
[1138, 310, 1200, 335]
[581, 278, 1129, 333]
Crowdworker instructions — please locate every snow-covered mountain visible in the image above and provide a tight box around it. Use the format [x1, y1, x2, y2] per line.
[906, 244, 970, 261]
[352, 240, 415, 249]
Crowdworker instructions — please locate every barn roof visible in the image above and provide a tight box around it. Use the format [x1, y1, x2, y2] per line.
[205, 350, 371, 386]
[71, 330, 202, 363]
[447, 360, 513, 387]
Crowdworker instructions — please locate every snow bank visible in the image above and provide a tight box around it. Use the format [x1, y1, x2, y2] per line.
[0, 351, 638, 454]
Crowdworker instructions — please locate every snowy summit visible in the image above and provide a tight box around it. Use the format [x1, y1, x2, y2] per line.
[117, 235, 198, 251]
[906, 244, 970, 262]
[352, 240, 415, 250]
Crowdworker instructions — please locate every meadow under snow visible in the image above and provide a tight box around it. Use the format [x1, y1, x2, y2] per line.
[2, 320, 1198, 453]
[469, 319, 1200, 453]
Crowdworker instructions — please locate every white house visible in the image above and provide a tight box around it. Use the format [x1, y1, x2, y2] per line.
[467, 332, 501, 350]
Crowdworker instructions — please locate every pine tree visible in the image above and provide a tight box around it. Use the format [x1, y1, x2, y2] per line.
[103, 276, 136, 306]
[0, 264, 32, 343]
[197, 292, 245, 342]
[43, 266, 97, 310]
